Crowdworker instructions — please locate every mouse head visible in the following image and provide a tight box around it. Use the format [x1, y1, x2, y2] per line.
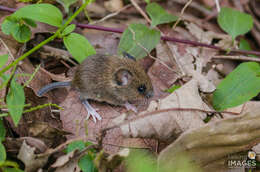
[111, 59, 154, 105]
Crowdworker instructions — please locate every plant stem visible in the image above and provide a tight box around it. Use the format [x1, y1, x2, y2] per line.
[0, 1, 89, 76]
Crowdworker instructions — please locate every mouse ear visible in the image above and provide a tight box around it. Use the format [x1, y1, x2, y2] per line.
[122, 52, 136, 61]
[114, 69, 133, 86]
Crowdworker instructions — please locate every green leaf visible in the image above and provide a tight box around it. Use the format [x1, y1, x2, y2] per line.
[239, 39, 251, 51]
[1, 16, 19, 35]
[118, 24, 160, 59]
[56, 0, 78, 13]
[78, 154, 95, 172]
[23, 18, 37, 28]
[0, 55, 9, 69]
[61, 24, 76, 36]
[144, 0, 150, 3]
[213, 62, 260, 111]
[13, 4, 63, 27]
[63, 33, 96, 63]
[0, 114, 8, 117]
[126, 150, 157, 172]
[0, 119, 6, 142]
[65, 140, 85, 153]
[239, 39, 256, 58]
[7, 79, 25, 126]
[11, 24, 31, 43]
[217, 7, 253, 40]
[0, 142, 6, 163]
[165, 84, 181, 93]
[146, 2, 178, 27]
[3, 168, 24, 172]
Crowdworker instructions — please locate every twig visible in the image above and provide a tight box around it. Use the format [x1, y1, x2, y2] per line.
[103, 107, 240, 132]
[0, 5, 15, 13]
[91, 4, 132, 24]
[215, 0, 220, 12]
[23, 64, 40, 87]
[0, 38, 15, 60]
[213, 55, 260, 62]
[4, 64, 17, 102]
[37, 136, 88, 157]
[130, 0, 151, 24]
[173, 0, 193, 29]
[76, 23, 260, 57]
[23, 103, 63, 113]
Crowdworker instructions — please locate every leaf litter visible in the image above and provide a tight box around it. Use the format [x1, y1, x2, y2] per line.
[1, 0, 260, 171]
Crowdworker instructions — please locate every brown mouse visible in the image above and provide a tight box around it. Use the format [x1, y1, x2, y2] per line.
[38, 53, 154, 122]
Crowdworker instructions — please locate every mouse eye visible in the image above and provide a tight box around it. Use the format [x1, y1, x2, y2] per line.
[137, 85, 146, 94]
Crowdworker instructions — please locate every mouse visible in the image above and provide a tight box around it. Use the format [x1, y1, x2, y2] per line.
[37, 53, 154, 122]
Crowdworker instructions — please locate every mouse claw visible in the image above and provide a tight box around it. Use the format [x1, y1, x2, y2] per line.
[82, 100, 102, 123]
[124, 102, 137, 113]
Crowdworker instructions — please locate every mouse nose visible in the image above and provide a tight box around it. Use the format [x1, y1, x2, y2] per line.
[145, 90, 154, 99]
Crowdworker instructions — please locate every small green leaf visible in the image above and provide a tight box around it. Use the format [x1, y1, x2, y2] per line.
[0, 119, 6, 142]
[62, 24, 76, 36]
[13, 4, 63, 27]
[239, 39, 256, 58]
[0, 114, 8, 117]
[239, 39, 251, 51]
[213, 62, 260, 111]
[11, 24, 31, 43]
[3, 168, 24, 172]
[217, 7, 253, 40]
[0, 142, 6, 163]
[63, 33, 96, 63]
[0, 55, 9, 69]
[144, 0, 150, 3]
[66, 140, 85, 153]
[1, 16, 19, 35]
[23, 18, 37, 28]
[7, 79, 25, 126]
[78, 154, 95, 172]
[165, 84, 181, 93]
[56, 0, 78, 13]
[118, 24, 160, 59]
[126, 150, 157, 172]
[146, 2, 178, 27]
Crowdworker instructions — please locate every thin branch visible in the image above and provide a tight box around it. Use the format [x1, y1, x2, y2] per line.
[37, 136, 88, 157]
[0, 5, 16, 13]
[173, 0, 193, 29]
[103, 107, 240, 132]
[213, 55, 260, 62]
[130, 0, 151, 24]
[215, 0, 221, 12]
[91, 4, 132, 24]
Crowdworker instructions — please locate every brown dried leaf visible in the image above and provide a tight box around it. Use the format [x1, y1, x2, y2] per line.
[158, 106, 260, 171]
[60, 91, 154, 154]
[18, 141, 49, 172]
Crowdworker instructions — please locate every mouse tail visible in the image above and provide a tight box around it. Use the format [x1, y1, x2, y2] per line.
[37, 81, 71, 97]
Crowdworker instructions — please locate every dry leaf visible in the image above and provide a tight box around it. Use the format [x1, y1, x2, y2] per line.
[18, 141, 49, 172]
[158, 106, 260, 171]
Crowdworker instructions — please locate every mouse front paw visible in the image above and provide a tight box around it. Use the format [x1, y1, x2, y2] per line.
[82, 100, 102, 123]
[124, 102, 137, 113]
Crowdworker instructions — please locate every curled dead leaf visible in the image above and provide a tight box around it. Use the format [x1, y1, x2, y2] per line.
[158, 106, 260, 171]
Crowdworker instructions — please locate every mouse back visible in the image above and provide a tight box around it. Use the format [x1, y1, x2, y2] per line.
[72, 54, 153, 106]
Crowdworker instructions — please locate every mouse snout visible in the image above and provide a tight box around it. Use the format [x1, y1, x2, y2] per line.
[145, 90, 154, 99]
